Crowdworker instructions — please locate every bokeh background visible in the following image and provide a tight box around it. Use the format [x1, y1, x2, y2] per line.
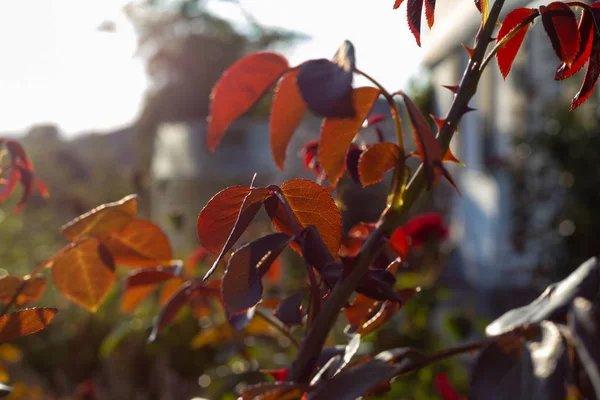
[1, 0, 599, 399]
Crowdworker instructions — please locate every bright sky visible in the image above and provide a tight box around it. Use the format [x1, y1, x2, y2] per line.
[0, 0, 423, 136]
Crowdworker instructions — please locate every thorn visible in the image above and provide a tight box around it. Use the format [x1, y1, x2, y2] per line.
[461, 105, 477, 116]
[430, 115, 446, 131]
[442, 85, 459, 94]
[461, 43, 475, 58]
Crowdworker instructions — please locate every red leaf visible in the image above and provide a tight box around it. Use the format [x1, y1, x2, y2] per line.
[425, 0, 436, 29]
[221, 233, 291, 315]
[207, 52, 289, 152]
[101, 219, 173, 267]
[555, 7, 595, 80]
[275, 292, 304, 326]
[319, 87, 381, 185]
[407, 0, 424, 47]
[572, 46, 600, 109]
[265, 179, 342, 255]
[120, 266, 181, 313]
[263, 368, 289, 382]
[149, 280, 218, 341]
[393, 0, 404, 9]
[496, 8, 537, 79]
[296, 41, 356, 118]
[270, 69, 307, 170]
[571, 5, 600, 109]
[389, 228, 409, 259]
[358, 143, 400, 187]
[399, 93, 458, 192]
[197, 186, 270, 279]
[540, 2, 580, 66]
[0, 308, 57, 343]
[435, 373, 463, 400]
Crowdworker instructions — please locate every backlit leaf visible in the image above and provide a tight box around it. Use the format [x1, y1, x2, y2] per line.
[486, 257, 599, 336]
[222, 233, 291, 315]
[319, 87, 381, 185]
[296, 41, 356, 118]
[555, 6, 596, 80]
[101, 219, 173, 267]
[540, 2, 579, 66]
[51, 239, 115, 312]
[0, 308, 57, 343]
[571, 5, 600, 110]
[61, 194, 137, 242]
[358, 143, 400, 186]
[399, 92, 458, 192]
[270, 69, 307, 170]
[0, 275, 46, 307]
[265, 179, 342, 255]
[496, 8, 537, 79]
[159, 277, 187, 306]
[190, 324, 234, 349]
[198, 186, 270, 280]
[207, 52, 289, 152]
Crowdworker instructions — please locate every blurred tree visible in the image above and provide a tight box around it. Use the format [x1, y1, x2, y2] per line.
[126, 0, 307, 176]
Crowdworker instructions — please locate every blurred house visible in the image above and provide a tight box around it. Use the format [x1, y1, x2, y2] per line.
[423, 0, 597, 289]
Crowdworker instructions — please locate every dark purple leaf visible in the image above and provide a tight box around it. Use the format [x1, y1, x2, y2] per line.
[275, 292, 304, 326]
[221, 233, 292, 315]
[296, 41, 356, 118]
[486, 257, 599, 336]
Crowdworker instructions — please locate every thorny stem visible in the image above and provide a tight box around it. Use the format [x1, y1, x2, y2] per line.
[255, 308, 300, 349]
[287, 0, 507, 384]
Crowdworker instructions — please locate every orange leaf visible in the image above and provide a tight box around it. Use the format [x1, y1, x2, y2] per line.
[61, 194, 137, 242]
[319, 87, 381, 185]
[51, 238, 115, 312]
[207, 52, 289, 152]
[400, 93, 458, 192]
[358, 143, 400, 187]
[496, 8, 537, 79]
[540, 2, 579, 67]
[265, 179, 342, 255]
[0, 308, 57, 343]
[270, 69, 307, 170]
[101, 219, 173, 267]
[0, 275, 46, 307]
